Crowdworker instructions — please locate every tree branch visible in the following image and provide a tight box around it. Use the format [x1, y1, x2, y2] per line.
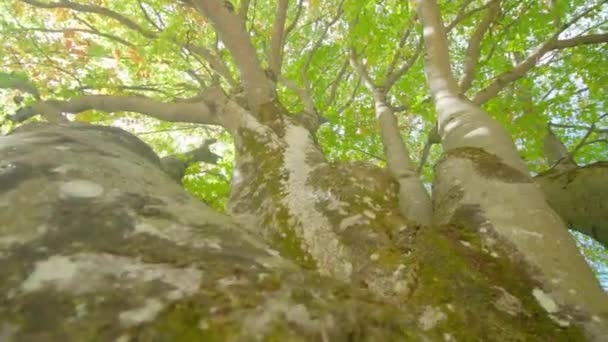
[20, 0, 237, 89]
[552, 33, 608, 49]
[238, 0, 251, 21]
[383, 39, 423, 90]
[161, 140, 221, 182]
[549, 122, 608, 134]
[473, 32, 608, 105]
[473, 1, 608, 105]
[570, 123, 596, 157]
[185, 44, 237, 87]
[445, 0, 487, 33]
[385, 16, 417, 77]
[137, 0, 164, 31]
[280, 78, 315, 114]
[543, 126, 575, 167]
[10, 93, 225, 125]
[284, 0, 305, 37]
[348, 49, 376, 92]
[268, 0, 289, 80]
[75, 84, 171, 96]
[349, 48, 431, 225]
[287, 3, 344, 116]
[301, 1, 345, 79]
[20, 0, 157, 38]
[336, 76, 361, 114]
[579, 139, 608, 148]
[459, 0, 500, 93]
[415, 0, 460, 97]
[5, 26, 135, 48]
[324, 59, 350, 109]
[417, 123, 441, 173]
[192, 0, 275, 112]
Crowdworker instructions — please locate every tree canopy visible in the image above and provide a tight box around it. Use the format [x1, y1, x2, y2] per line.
[1, 0, 607, 284]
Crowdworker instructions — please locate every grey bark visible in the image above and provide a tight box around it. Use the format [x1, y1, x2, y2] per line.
[414, 1, 608, 338]
[535, 162, 608, 249]
[0, 122, 603, 341]
[0, 123, 421, 341]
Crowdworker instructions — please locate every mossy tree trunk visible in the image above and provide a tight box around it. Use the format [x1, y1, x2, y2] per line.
[1, 0, 606, 340]
[1, 122, 605, 341]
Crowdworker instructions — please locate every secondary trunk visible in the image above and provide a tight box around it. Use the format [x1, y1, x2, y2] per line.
[415, 1, 607, 338]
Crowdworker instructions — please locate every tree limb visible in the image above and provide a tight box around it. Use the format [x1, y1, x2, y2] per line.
[385, 15, 417, 77]
[185, 44, 237, 87]
[459, 0, 501, 93]
[268, 0, 289, 80]
[445, 0, 487, 33]
[552, 33, 608, 49]
[10, 93, 225, 125]
[473, 32, 608, 105]
[415, 0, 460, 97]
[383, 39, 423, 90]
[280, 78, 315, 114]
[284, 0, 305, 37]
[5, 26, 135, 48]
[286, 6, 345, 118]
[161, 140, 221, 182]
[324, 59, 350, 109]
[75, 85, 171, 96]
[301, 1, 345, 81]
[417, 123, 441, 173]
[349, 48, 431, 225]
[543, 126, 575, 168]
[549, 122, 608, 134]
[138, 0, 163, 31]
[20, 0, 237, 88]
[20, 0, 157, 38]
[348, 49, 376, 92]
[336, 76, 361, 114]
[570, 123, 597, 157]
[192, 0, 275, 112]
[473, 1, 608, 105]
[239, 0, 251, 21]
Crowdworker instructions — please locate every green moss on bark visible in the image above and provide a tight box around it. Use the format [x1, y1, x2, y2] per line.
[409, 223, 587, 340]
[439, 147, 531, 183]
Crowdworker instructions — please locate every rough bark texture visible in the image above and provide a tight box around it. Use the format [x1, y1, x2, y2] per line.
[226, 105, 415, 300]
[0, 123, 422, 341]
[1, 123, 604, 341]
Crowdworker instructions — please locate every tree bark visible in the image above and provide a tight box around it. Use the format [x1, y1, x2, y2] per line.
[0, 122, 419, 340]
[4, 0, 608, 340]
[1, 122, 605, 340]
[535, 162, 608, 248]
[414, 1, 608, 338]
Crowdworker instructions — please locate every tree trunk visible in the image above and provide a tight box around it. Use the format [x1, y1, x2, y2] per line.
[413, 1, 607, 339]
[1, 122, 605, 340]
[535, 162, 608, 248]
[0, 122, 418, 341]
